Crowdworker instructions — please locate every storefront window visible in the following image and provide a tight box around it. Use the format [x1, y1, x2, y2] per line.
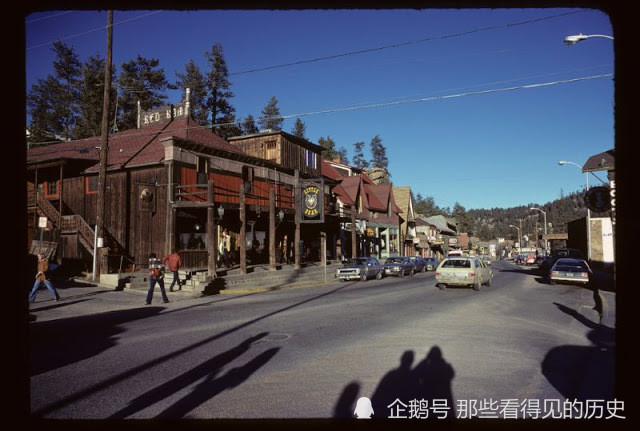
[389, 228, 398, 253]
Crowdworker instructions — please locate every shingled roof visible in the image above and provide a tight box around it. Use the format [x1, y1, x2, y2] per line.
[27, 116, 244, 173]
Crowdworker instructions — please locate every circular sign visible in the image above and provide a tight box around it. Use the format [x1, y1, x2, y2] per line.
[585, 186, 611, 212]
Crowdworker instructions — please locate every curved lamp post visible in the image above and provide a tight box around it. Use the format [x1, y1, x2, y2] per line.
[558, 160, 590, 260]
[564, 33, 614, 45]
[530, 207, 548, 252]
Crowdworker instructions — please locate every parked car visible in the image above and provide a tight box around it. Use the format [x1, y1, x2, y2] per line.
[525, 252, 536, 265]
[383, 256, 415, 277]
[539, 248, 585, 270]
[408, 256, 428, 273]
[535, 255, 546, 266]
[435, 257, 493, 291]
[335, 257, 384, 281]
[548, 258, 592, 286]
[424, 257, 440, 271]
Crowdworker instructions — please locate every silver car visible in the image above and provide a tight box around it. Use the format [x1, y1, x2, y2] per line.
[548, 258, 592, 286]
[336, 257, 384, 281]
[435, 257, 493, 291]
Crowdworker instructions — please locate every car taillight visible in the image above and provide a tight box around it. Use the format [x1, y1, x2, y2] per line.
[580, 272, 589, 277]
[435, 271, 440, 276]
[551, 271, 559, 276]
[469, 272, 476, 277]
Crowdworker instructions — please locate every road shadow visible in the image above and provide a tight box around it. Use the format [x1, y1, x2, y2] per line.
[333, 381, 360, 418]
[29, 306, 166, 377]
[335, 347, 456, 419]
[157, 347, 280, 418]
[109, 332, 270, 419]
[542, 303, 615, 402]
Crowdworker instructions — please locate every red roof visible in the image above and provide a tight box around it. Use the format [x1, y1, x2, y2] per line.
[27, 116, 244, 172]
[321, 159, 344, 181]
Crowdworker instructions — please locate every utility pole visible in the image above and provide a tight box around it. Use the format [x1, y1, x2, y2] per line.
[94, 10, 113, 280]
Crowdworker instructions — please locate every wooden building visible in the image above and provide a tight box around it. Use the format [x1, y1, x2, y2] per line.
[26, 91, 328, 279]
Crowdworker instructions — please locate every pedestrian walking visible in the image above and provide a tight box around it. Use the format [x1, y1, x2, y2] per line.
[162, 249, 183, 292]
[218, 229, 229, 268]
[29, 254, 61, 302]
[146, 252, 169, 304]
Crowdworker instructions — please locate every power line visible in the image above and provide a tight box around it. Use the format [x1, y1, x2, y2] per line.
[26, 11, 163, 51]
[27, 73, 612, 148]
[230, 9, 589, 76]
[25, 11, 73, 24]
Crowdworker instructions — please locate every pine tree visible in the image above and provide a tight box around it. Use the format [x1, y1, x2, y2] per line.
[205, 42, 236, 138]
[370, 135, 388, 170]
[318, 136, 338, 161]
[336, 146, 349, 164]
[242, 114, 259, 134]
[73, 54, 117, 139]
[26, 41, 82, 142]
[117, 55, 169, 130]
[175, 59, 208, 126]
[291, 118, 307, 139]
[258, 96, 284, 131]
[352, 141, 369, 169]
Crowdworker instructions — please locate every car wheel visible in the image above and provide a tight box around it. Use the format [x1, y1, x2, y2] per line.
[437, 283, 446, 290]
[375, 271, 382, 280]
[473, 280, 480, 291]
[549, 279, 555, 285]
[410, 269, 415, 276]
[400, 270, 405, 278]
[360, 273, 367, 282]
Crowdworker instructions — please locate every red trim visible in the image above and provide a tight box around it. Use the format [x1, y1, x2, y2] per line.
[85, 176, 98, 195]
[43, 181, 59, 198]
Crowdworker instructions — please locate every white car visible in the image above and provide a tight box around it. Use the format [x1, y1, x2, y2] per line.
[435, 257, 493, 291]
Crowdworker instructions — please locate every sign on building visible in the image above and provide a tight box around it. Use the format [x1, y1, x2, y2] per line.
[300, 179, 324, 223]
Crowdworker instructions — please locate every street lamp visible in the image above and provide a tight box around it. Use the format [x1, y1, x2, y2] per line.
[530, 207, 548, 252]
[564, 33, 614, 45]
[558, 160, 590, 261]
[509, 225, 521, 252]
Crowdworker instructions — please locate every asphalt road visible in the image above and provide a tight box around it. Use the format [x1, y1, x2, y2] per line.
[28, 260, 616, 420]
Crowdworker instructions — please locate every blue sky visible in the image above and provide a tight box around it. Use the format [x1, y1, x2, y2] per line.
[25, 8, 614, 211]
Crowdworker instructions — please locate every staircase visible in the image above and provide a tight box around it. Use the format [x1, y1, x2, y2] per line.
[124, 261, 339, 296]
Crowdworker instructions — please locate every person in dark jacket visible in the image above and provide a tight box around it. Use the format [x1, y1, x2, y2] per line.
[29, 254, 61, 302]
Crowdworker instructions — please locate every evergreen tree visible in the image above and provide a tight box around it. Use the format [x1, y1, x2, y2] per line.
[73, 54, 117, 139]
[26, 41, 82, 142]
[370, 135, 388, 170]
[291, 118, 307, 139]
[318, 136, 338, 161]
[352, 141, 370, 169]
[242, 114, 259, 134]
[52, 41, 82, 140]
[336, 146, 349, 164]
[175, 59, 208, 126]
[258, 96, 284, 131]
[452, 202, 473, 234]
[117, 55, 169, 130]
[205, 42, 236, 138]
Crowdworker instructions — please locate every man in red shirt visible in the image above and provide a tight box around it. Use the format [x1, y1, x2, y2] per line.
[163, 249, 183, 292]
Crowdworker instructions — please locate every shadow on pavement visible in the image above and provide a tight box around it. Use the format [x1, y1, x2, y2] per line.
[542, 303, 615, 402]
[334, 346, 456, 419]
[109, 332, 271, 419]
[29, 306, 166, 376]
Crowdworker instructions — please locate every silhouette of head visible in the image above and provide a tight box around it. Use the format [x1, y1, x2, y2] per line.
[400, 350, 414, 369]
[354, 397, 374, 419]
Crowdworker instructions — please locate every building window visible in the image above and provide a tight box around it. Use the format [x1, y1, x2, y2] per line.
[44, 181, 59, 198]
[265, 141, 278, 162]
[242, 165, 254, 195]
[196, 155, 209, 185]
[85, 176, 99, 195]
[305, 149, 316, 169]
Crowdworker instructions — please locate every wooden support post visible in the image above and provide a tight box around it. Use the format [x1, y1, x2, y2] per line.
[166, 161, 175, 257]
[351, 206, 357, 259]
[239, 183, 247, 275]
[207, 179, 217, 278]
[269, 188, 276, 271]
[294, 170, 301, 269]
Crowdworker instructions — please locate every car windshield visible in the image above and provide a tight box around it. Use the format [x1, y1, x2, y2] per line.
[441, 259, 471, 268]
[348, 258, 367, 265]
[386, 258, 403, 264]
